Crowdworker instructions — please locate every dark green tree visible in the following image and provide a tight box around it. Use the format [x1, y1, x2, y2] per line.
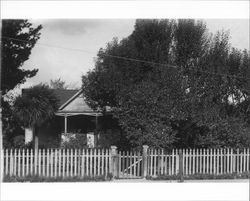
[83, 19, 250, 149]
[1, 19, 42, 94]
[13, 84, 59, 149]
[1, 20, 42, 147]
[83, 19, 176, 109]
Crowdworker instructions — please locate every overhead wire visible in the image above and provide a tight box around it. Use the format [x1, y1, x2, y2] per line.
[1, 36, 250, 81]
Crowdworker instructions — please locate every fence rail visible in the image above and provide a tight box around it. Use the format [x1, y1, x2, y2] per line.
[2, 147, 250, 179]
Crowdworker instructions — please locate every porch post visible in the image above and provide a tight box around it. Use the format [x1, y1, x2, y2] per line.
[64, 114, 67, 135]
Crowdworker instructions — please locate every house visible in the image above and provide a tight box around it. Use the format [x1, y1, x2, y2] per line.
[24, 89, 122, 148]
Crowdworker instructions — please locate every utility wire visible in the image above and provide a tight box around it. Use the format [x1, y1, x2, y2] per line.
[1, 36, 175, 67]
[1, 36, 250, 81]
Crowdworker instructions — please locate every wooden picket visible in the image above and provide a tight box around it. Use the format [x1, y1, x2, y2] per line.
[2, 148, 111, 178]
[146, 148, 250, 177]
[2, 148, 250, 179]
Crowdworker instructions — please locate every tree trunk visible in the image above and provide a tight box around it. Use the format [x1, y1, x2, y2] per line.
[0, 97, 3, 182]
[33, 126, 39, 150]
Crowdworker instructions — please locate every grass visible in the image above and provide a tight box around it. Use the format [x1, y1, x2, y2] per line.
[146, 172, 250, 181]
[3, 173, 113, 182]
[4, 172, 249, 182]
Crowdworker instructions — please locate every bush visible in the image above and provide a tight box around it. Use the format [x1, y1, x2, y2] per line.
[12, 135, 33, 149]
[3, 174, 111, 182]
[61, 134, 88, 149]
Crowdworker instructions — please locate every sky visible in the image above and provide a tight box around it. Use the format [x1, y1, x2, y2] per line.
[20, 19, 249, 91]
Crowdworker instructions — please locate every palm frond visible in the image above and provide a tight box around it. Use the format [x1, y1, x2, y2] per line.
[14, 84, 59, 128]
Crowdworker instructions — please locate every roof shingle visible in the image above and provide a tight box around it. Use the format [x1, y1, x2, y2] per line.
[52, 89, 78, 107]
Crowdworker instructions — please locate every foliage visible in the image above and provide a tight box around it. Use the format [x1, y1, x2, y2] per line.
[13, 84, 59, 148]
[83, 19, 176, 109]
[2, 100, 25, 148]
[114, 79, 185, 149]
[82, 19, 250, 149]
[4, 135, 33, 149]
[14, 84, 59, 128]
[50, 78, 68, 89]
[196, 117, 250, 148]
[13, 135, 25, 148]
[98, 129, 131, 150]
[1, 19, 42, 147]
[39, 136, 61, 149]
[61, 134, 88, 149]
[1, 19, 42, 95]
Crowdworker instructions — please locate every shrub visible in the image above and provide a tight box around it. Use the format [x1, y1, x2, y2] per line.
[12, 135, 33, 149]
[61, 134, 88, 149]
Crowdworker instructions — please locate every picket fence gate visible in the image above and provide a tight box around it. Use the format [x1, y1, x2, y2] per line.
[2, 146, 250, 179]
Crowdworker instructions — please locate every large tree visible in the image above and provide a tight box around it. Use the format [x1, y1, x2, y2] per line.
[83, 19, 250, 149]
[1, 19, 42, 95]
[83, 19, 176, 109]
[1, 20, 42, 147]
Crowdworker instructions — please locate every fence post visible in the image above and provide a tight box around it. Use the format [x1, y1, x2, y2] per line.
[179, 150, 184, 182]
[142, 145, 149, 178]
[110, 146, 118, 179]
[34, 149, 38, 175]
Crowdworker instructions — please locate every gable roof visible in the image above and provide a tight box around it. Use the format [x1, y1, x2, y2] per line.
[52, 89, 79, 107]
[59, 90, 96, 113]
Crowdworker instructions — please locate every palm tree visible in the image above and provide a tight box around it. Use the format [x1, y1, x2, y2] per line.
[14, 84, 59, 149]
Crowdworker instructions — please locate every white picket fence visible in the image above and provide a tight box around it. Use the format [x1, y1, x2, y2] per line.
[147, 148, 250, 177]
[2, 147, 250, 178]
[3, 149, 111, 178]
[147, 149, 179, 177]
